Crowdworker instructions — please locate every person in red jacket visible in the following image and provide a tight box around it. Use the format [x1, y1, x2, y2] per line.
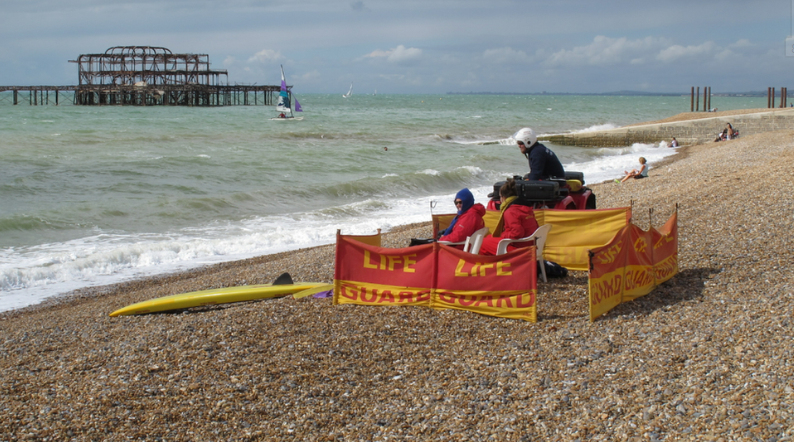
[479, 179, 539, 256]
[438, 188, 486, 247]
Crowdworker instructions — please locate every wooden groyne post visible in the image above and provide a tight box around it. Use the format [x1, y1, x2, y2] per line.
[691, 86, 712, 112]
[696, 87, 700, 111]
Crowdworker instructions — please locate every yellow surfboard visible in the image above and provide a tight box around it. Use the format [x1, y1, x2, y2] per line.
[110, 273, 326, 317]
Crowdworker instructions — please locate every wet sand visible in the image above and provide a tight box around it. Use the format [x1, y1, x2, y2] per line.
[2, 125, 793, 440]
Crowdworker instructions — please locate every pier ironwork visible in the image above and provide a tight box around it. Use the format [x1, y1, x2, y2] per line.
[0, 46, 279, 106]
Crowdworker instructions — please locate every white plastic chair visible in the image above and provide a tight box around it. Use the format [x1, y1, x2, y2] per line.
[439, 227, 490, 254]
[495, 224, 553, 282]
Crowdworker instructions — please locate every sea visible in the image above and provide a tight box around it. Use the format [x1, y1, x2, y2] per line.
[0, 93, 766, 312]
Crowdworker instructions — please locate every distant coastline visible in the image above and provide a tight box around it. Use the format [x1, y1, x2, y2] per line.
[446, 90, 785, 97]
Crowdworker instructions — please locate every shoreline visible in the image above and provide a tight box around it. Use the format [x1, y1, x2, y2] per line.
[2, 123, 793, 439]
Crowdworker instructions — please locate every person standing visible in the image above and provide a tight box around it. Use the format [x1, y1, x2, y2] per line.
[513, 128, 565, 181]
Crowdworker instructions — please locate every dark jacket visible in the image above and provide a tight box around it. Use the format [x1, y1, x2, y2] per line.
[526, 142, 565, 181]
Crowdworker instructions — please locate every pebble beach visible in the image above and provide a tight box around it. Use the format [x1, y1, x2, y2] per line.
[1, 123, 793, 441]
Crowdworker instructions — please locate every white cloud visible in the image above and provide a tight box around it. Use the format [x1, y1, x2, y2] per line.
[729, 39, 752, 48]
[483, 47, 528, 64]
[545, 36, 663, 67]
[656, 41, 716, 62]
[365, 45, 422, 64]
[298, 70, 321, 82]
[223, 56, 236, 67]
[248, 49, 284, 63]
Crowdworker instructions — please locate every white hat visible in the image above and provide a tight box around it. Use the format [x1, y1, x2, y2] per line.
[513, 127, 537, 148]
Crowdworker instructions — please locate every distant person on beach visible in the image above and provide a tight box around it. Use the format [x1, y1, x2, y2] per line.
[715, 123, 735, 142]
[669, 137, 679, 148]
[479, 179, 539, 256]
[617, 157, 648, 183]
[437, 188, 486, 247]
[726, 123, 735, 139]
[514, 127, 565, 181]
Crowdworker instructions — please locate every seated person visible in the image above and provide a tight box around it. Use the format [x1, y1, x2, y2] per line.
[486, 190, 500, 211]
[437, 188, 486, 247]
[479, 179, 539, 256]
[618, 157, 648, 183]
[514, 127, 565, 181]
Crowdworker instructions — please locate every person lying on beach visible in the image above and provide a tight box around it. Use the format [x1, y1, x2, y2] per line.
[617, 157, 648, 183]
[437, 188, 486, 247]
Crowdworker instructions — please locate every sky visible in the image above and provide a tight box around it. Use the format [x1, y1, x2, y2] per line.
[1, 0, 793, 94]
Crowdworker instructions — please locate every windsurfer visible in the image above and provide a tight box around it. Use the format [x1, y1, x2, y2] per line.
[514, 128, 565, 181]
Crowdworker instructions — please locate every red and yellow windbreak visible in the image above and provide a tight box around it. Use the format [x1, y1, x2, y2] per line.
[333, 235, 537, 322]
[588, 211, 678, 321]
[479, 207, 631, 271]
[433, 244, 536, 322]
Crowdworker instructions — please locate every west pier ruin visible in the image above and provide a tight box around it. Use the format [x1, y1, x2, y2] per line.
[0, 46, 280, 106]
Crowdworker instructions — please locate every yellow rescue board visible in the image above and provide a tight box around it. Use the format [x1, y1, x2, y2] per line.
[109, 282, 326, 317]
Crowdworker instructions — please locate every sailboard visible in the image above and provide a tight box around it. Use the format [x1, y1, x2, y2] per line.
[271, 65, 304, 121]
[342, 82, 353, 98]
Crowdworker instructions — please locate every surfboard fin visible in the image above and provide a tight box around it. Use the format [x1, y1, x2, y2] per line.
[272, 272, 294, 285]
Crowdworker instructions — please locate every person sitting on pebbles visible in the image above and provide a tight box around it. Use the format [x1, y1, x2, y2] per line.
[616, 157, 648, 183]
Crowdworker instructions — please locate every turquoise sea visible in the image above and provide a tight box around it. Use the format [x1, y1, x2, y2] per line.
[0, 93, 767, 311]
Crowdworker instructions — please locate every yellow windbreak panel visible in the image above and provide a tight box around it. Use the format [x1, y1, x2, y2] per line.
[535, 207, 631, 270]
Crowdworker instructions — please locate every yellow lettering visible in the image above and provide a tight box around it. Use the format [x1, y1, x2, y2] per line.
[496, 261, 512, 276]
[387, 255, 402, 271]
[363, 250, 378, 269]
[455, 259, 468, 277]
[402, 254, 417, 273]
[478, 262, 494, 276]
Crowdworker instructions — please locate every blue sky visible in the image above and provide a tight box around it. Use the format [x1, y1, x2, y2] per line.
[1, 0, 792, 94]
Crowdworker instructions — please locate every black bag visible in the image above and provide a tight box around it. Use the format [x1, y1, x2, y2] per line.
[409, 238, 435, 247]
[539, 260, 568, 278]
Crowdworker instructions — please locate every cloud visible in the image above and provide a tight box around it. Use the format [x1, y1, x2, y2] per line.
[656, 41, 716, 62]
[364, 45, 422, 64]
[298, 70, 321, 82]
[247, 49, 284, 63]
[483, 47, 529, 64]
[351, 1, 366, 11]
[545, 36, 664, 67]
[729, 39, 752, 48]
